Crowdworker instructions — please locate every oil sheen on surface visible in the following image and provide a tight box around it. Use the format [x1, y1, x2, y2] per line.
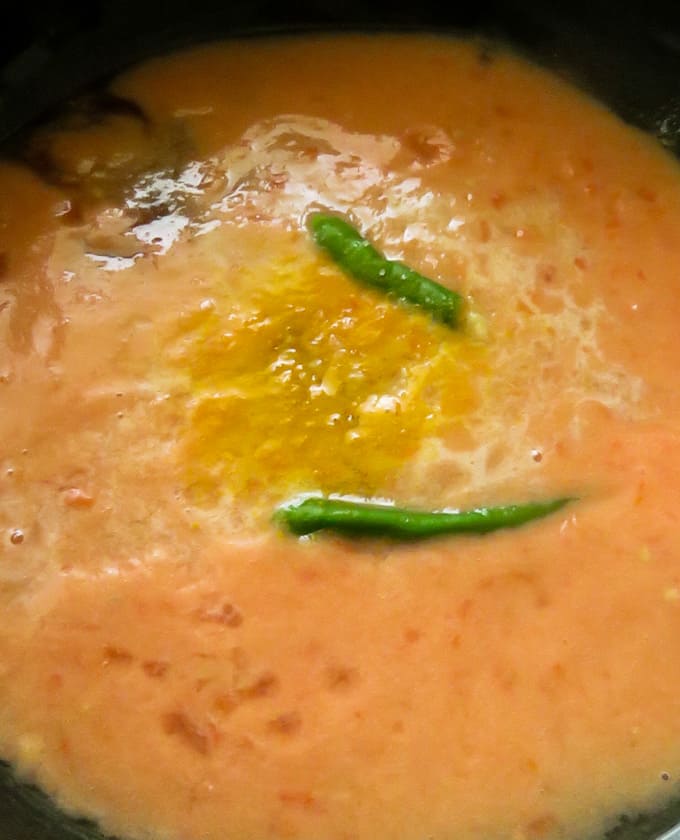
[1, 33, 680, 840]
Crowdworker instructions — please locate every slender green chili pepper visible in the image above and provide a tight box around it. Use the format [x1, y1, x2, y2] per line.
[276, 495, 574, 539]
[307, 213, 464, 327]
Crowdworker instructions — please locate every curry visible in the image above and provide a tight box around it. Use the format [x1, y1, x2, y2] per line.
[0, 33, 680, 840]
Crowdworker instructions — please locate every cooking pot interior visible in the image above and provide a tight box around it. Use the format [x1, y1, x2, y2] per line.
[1, 1, 680, 838]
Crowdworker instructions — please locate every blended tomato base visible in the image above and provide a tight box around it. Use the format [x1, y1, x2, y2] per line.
[1, 33, 680, 840]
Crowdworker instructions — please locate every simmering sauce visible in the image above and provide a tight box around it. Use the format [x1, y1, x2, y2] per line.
[1, 33, 680, 840]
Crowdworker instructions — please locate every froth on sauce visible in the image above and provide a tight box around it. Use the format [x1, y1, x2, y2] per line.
[1, 32, 680, 840]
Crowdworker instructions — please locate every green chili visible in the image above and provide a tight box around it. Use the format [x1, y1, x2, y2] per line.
[307, 212, 464, 327]
[276, 495, 574, 539]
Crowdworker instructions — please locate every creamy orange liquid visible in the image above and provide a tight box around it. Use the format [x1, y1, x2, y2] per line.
[1, 33, 680, 840]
